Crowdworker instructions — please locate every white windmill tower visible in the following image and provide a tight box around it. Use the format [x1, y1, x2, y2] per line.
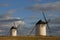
[10, 26, 17, 36]
[35, 20, 47, 36]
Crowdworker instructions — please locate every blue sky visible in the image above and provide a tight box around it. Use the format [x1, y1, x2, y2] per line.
[0, 0, 36, 18]
[0, 0, 60, 18]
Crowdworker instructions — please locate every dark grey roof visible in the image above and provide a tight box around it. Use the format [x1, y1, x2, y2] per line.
[10, 26, 17, 29]
[36, 20, 47, 25]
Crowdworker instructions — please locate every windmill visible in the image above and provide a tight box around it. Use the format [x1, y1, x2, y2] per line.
[7, 19, 25, 36]
[26, 3, 53, 36]
[0, 16, 24, 36]
[27, 11, 51, 36]
[10, 21, 23, 36]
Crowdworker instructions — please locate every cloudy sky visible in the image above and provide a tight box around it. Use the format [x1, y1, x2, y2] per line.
[0, 0, 60, 36]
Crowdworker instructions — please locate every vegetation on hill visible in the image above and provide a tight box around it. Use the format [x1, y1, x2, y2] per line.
[0, 36, 60, 40]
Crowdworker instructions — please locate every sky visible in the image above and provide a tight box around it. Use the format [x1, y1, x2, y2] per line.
[0, 0, 60, 36]
[0, 0, 60, 19]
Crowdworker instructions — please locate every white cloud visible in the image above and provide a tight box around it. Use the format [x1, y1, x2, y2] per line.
[27, 1, 60, 12]
[48, 13, 59, 17]
[0, 9, 16, 19]
[0, 30, 5, 32]
[51, 17, 60, 24]
[0, 17, 24, 26]
[7, 9, 16, 14]
[5, 9, 16, 17]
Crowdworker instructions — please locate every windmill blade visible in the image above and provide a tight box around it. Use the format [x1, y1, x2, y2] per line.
[42, 11, 47, 22]
[28, 26, 35, 35]
[42, 11, 52, 35]
[7, 29, 11, 36]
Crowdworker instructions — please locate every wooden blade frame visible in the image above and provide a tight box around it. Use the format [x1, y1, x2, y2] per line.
[42, 11, 52, 36]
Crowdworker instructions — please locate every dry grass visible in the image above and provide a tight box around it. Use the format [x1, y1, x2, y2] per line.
[0, 36, 60, 40]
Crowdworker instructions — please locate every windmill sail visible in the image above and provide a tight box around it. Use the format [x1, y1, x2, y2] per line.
[42, 11, 52, 36]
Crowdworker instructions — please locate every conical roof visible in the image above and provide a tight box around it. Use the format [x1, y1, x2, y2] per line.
[36, 20, 47, 25]
[10, 26, 17, 29]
